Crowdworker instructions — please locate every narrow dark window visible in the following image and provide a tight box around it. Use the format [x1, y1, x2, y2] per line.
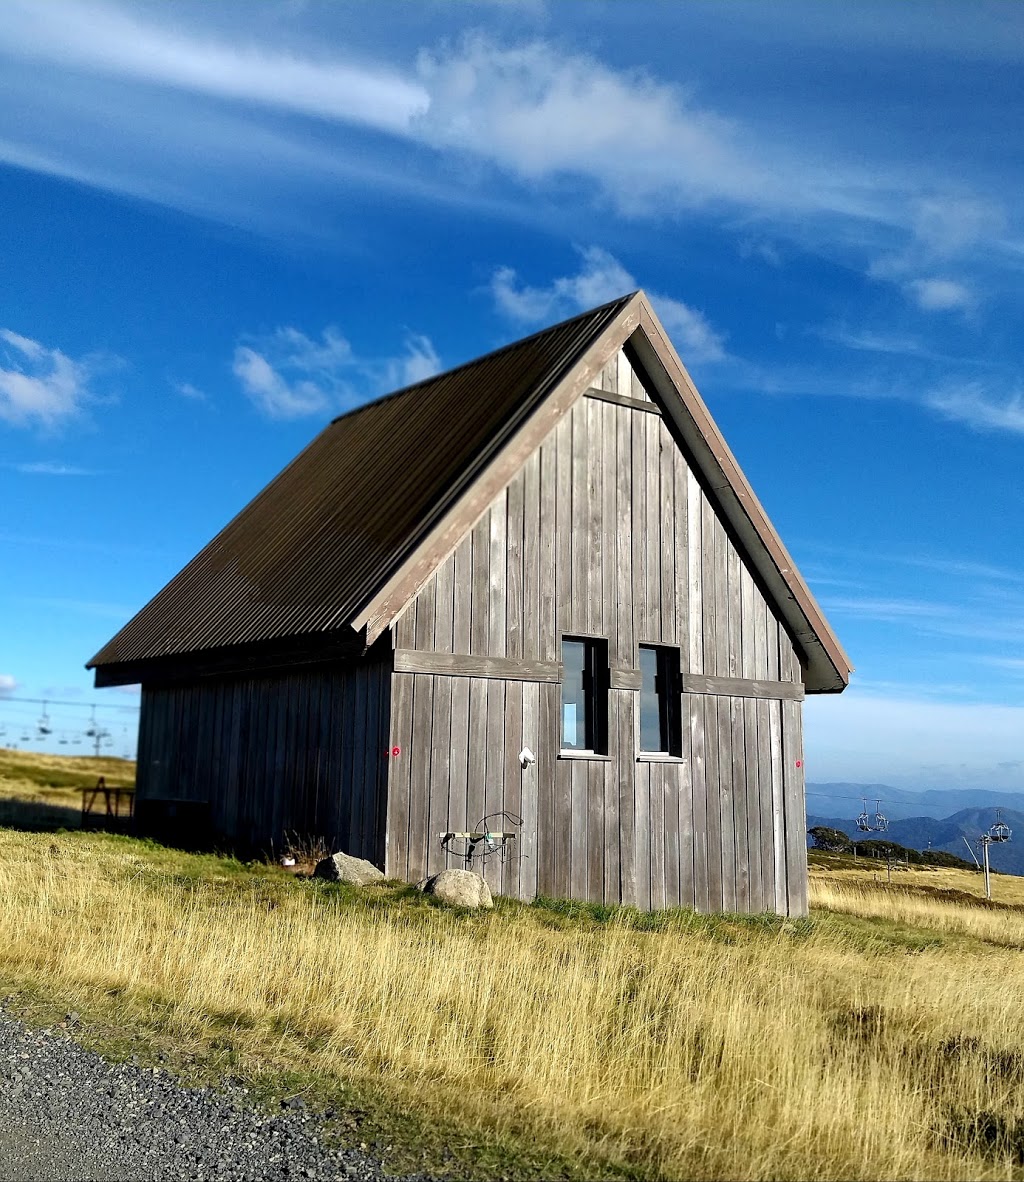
[639, 645, 682, 755]
[561, 637, 608, 753]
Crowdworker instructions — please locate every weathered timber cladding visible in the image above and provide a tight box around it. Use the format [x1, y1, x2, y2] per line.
[136, 660, 391, 860]
[389, 349, 809, 915]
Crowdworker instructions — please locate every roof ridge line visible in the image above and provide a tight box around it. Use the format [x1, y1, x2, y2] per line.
[328, 291, 640, 426]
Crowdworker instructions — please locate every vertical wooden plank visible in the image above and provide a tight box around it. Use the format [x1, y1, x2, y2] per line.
[433, 555, 455, 656]
[601, 401, 616, 657]
[394, 604, 416, 651]
[718, 693, 736, 911]
[649, 761, 666, 911]
[690, 695, 704, 917]
[386, 672, 414, 879]
[701, 495, 717, 673]
[506, 474, 525, 661]
[406, 674, 434, 884]
[522, 452, 541, 662]
[482, 678, 506, 895]
[616, 348, 632, 399]
[678, 699, 696, 911]
[555, 415, 573, 640]
[502, 682, 524, 898]
[663, 767, 681, 909]
[488, 491, 508, 659]
[554, 753, 573, 900]
[470, 516, 490, 656]
[537, 681, 558, 897]
[539, 437, 558, 663]
[715, 521, 731, 681]
[730, 697, 749, 913]
[452, 535, 472, 656]
[703, 695, 724, 912]
[766, 599, 780, 682]
[466, 678, 488, 851]
[616, 691, 636, 906]
[768, 699, 788, 914]
[426, 674, 452, 878]
[673, 447, 689, 659]
[727, 542, 742, 678]
[446, 674, 471, 868]
[644, 414, 660, 637]
[633, 760, 651, 910]
[744, 696, 764, 913]
[347, 667, 368, 860]
[570, 401, 588, 636]
[631, 362, 652, 403]
[587, 398, 603, 636]
[588, 760, 605, 903]
[570, 760, 588, 901]
[659, 422, 677, 644]
[602, 751, 619, 906]
[520, 680, 540, 901]
[598, 353, 617, 392]
[782, 698, 808, 916]
[615, 406, 633, 669]
[740, 566, 755, 679]
[687, 472, 704, 674]
[755, 697, 775, 911]
[414, 573, 436, 653]
[631, 403, 647, 643]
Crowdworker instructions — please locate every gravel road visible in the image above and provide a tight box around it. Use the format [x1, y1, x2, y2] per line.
[0, 1010, 437, 1181]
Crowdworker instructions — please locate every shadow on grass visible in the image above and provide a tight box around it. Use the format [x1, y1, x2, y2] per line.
[0, 797, 84, 832]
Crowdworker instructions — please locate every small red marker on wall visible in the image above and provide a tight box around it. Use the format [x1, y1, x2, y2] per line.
[392, 746, 401, 757]
[795, 760, 803, 768]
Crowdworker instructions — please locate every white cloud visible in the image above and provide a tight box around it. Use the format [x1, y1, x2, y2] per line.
[0, 0, 428, 135]
[233, 326, 442, 419]
[0, 674, 16, 697]
[925, 384, 1024, 435]
[173, 381, 206, 401]
[0, 329, 95, 428]
[491, 247, 726, 363]
[908, 277, 975, 312]
[10, 461, 99, 476]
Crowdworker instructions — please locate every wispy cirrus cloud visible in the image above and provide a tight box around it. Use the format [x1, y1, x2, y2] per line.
[0, 329, 104, 429]
[491, 247, 726, 363]
[6, 460, 100, 475]
[232, 326, 441, 420]
[0, 673, 16, 697]
[925, 384, 1024, 435]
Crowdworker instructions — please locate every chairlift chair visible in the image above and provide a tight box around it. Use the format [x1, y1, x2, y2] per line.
[989, 814, 1012, 843]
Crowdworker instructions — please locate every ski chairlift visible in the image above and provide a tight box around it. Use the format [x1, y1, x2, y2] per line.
[856, 798, 888, 833]
[37, 701, 51, 737]
[989, 810, 1012, 844]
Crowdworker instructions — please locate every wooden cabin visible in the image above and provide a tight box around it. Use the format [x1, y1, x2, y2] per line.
[88, 292, 851, 915]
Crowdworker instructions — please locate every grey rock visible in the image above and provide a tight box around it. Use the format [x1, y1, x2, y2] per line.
[420, 869, 493, 909]
[312, 851, 385, 886]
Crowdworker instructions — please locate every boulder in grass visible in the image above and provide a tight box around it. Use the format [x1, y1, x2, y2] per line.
[421, 868, 493, 909]
[313, 851, 385, 885]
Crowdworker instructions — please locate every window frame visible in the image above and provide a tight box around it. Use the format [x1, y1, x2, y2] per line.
[637, 643, 683, 758]
[558, 634, 609, 757]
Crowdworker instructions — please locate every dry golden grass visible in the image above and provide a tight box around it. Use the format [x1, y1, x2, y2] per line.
[0, 746, 135, 828]
[2, 831, 1024, 1179]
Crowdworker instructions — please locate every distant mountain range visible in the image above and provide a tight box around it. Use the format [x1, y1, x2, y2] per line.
[807, 783, 1024, 874]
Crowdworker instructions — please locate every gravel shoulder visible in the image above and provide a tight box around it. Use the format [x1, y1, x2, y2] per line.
[0, 1010, 435, 1182]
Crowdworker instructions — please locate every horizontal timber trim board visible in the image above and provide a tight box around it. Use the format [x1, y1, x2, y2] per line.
[583, 386, 661, 415]
[609, 667, 643, 691]
[394, 649, 562, 683]
[681, 673, 805, 701]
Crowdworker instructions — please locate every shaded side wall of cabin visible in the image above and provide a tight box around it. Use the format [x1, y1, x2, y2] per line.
[135, 657, 391, 860]
[386, 347, 809, 915]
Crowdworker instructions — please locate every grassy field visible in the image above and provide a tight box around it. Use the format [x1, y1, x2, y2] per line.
[0, 746, 134, 830]
[3, 752, 1024, 1179]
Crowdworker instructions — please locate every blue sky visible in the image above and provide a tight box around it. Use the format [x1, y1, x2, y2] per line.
[1, 0, 1023, 789]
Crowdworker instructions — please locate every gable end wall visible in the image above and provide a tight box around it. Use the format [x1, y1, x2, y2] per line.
[385, 349, 808, 914]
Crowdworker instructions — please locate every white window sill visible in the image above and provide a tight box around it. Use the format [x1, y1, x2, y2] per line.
[558, 751, 612, 761]
[636, 753, 687, 763]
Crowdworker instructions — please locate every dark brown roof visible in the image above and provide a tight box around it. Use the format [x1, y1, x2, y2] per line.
[88, 295, 635, 672]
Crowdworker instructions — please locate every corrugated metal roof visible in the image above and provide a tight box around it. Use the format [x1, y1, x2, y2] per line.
[89, 295, 635, 671]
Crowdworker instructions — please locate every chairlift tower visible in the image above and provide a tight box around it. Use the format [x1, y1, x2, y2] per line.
[975, 812, 1013, 900]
